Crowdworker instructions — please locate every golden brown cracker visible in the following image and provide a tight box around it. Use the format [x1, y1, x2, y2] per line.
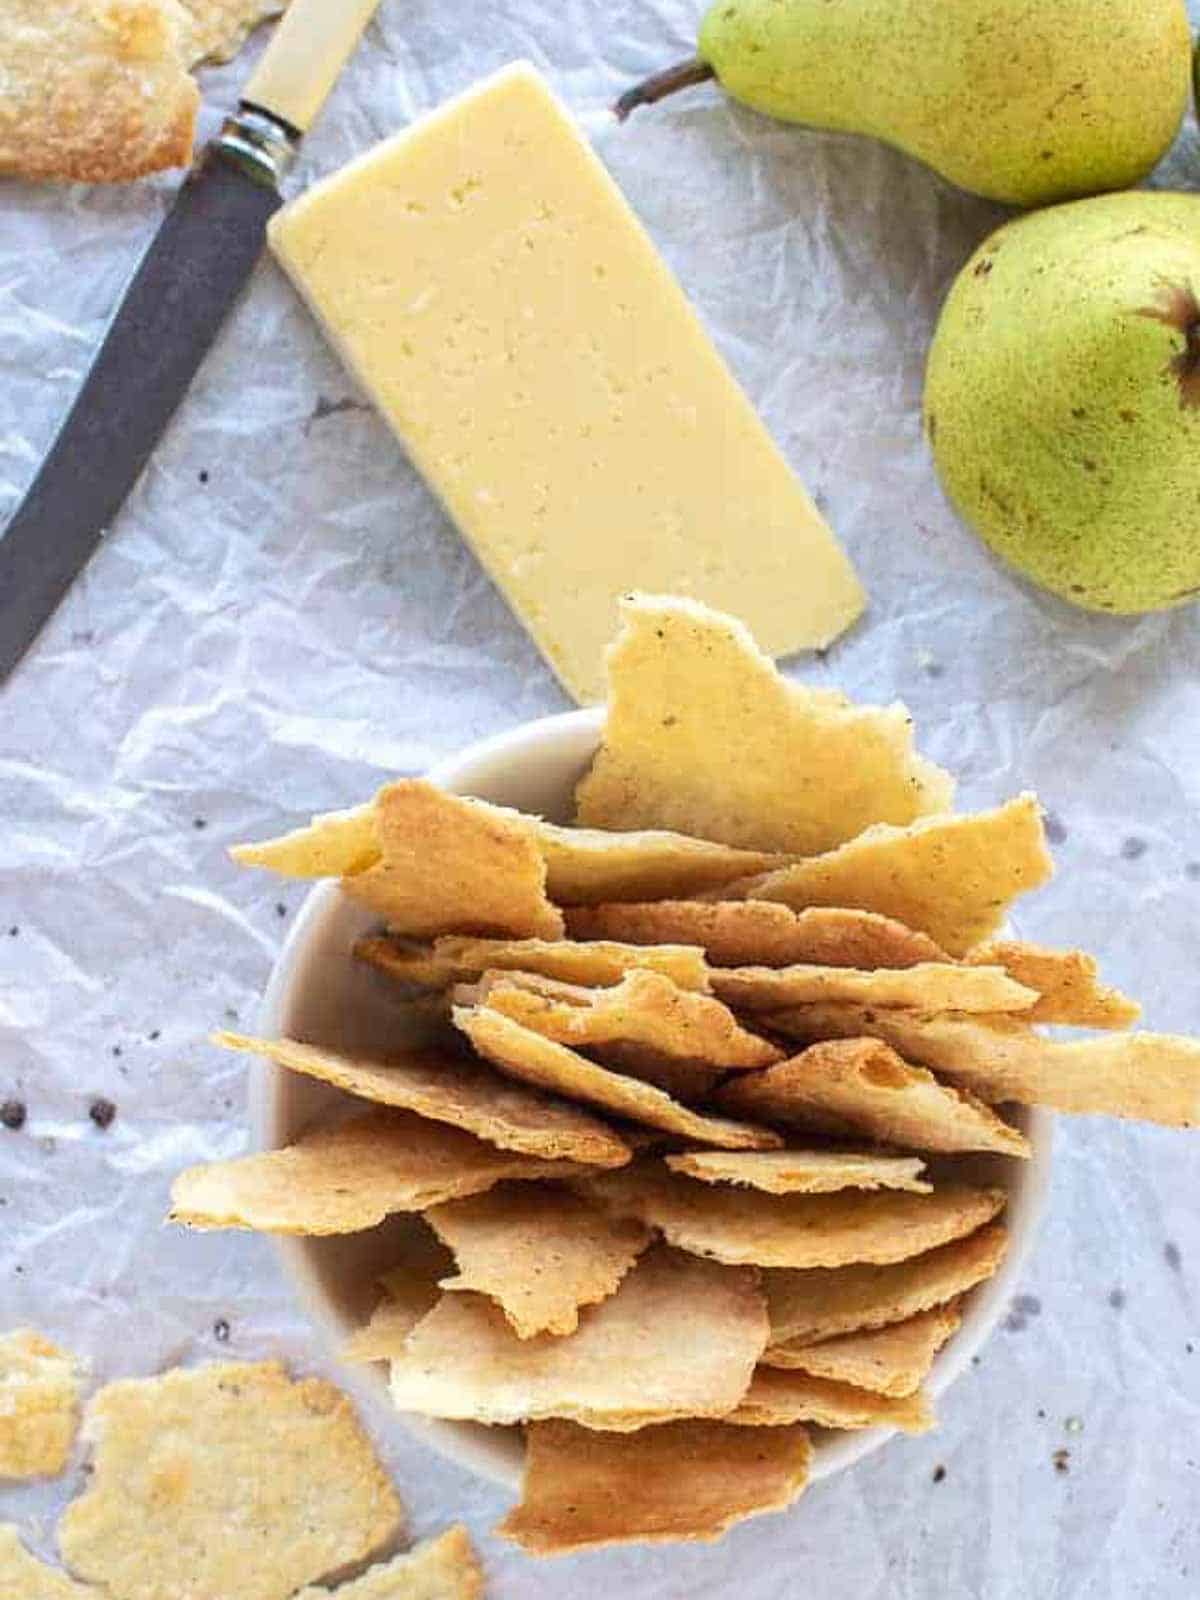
[230, 803, 378, 878]
[357, 933, 710, 993]
[343, 1232, 457, 1364]
[213, 1031, 630, 1168]
[426, 1183, 651, 1338]
[761, 1302, 964, 1397]
[454, 1006, 780, 1150]
[711, 961, 1036, 1013]
[0, 1329, 80, 1479]
[536, 821, 779, 903]
[582, 1162, 1006, 1269]
[181, 0, 284, 64]
[387, 1247, 767, 1429]
[565, 900, 949, 969]
[293, 1525, 484, 1600]
[497, 1418, 811, 1553]
[574, 595, 952, 853]
[732, 796, 1053, 956]
[168, 1109, 594, 1234]
[763, 1222, 1009, 1347]
[715, 1037, 1030, 1157]
[728, 1368, 933, 1433]
[0, 1, 198, 184]
[665, 1149, 930, 1196]
[966, 940, 1140, 1028]
[57, 1362, 402, 1600]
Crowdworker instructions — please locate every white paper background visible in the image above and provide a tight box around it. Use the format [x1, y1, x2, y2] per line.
[2, 3, 1199, 1594]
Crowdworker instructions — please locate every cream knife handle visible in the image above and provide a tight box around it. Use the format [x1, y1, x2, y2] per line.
[243, 0, 382, 133]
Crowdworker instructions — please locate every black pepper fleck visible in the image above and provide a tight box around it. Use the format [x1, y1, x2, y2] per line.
[1037, 1408, 1047, 1420]
[932, 1464, 946, 1483]
[1, 1100, 27, 1131]
[275, 903, 288, 918]
[88, 1098, 117, 1130]
[199, 469, 209, 484]
[1120, 836, 1148, 861]
[7, 926, 17, 937]
[1186, 862, 1200, 882]
[1108, 1287, 1126, 1310]
[111, 1045, 122, 1058]
[213, 1318, 231, 1343]
[1043, 812, 1068, 845]
[193, 817, 208, 831]
[1052, 1449, 1070, 1474]
[1165, 1241, 1183, 1273]
[148, 1029, 161, 1042]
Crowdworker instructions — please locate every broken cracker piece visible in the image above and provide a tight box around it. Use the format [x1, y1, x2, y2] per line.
[714, 1037, 1030, 1157]
[763, 1221, 1009, 1347]
[762, 1302, 964, 1397]
[665, 1149, 930, 1196]
[728, 1368, 933, 1433]
[535, 821, 779, 903]
[574, 595, 951, 854]
[966, 940, 1140, 1029]
[425, 1183, 651, 1338]
[182, 0, 285, 65]
[213, 1031, 630, 1168]
[0, 1329, 80, 1479]
[728, 796, 1053, 957]
[387, 1246, 766, 1430]
[0, 1524, 96, 1597]
[57, 1362, 402, 1600]
[358, 933, 710, 994]
[168, 1108, 593, 1235]
[497, 1418, 811, 1554]
[711, 961, 1036, 1014]
[293, 1524, 484, 1600]
[454, 1006, 780, 1151]
[344, 1231, 457, 1364]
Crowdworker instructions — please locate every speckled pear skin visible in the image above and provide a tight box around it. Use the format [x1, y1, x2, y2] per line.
[924, 191, 1200, 615]
[698, 0, 1190, 207]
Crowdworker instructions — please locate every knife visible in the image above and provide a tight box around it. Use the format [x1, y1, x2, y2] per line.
[0, 0, 382, 687]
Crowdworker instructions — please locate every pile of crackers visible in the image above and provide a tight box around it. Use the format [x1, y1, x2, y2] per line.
[174, 594, 1200, 1555]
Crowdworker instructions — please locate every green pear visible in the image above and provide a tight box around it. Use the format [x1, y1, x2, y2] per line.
[925, 191, 1200, 614]
[617, 0, 1191, 207]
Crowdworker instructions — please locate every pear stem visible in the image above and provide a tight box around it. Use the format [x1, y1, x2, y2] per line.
[613, 58, 716, 122]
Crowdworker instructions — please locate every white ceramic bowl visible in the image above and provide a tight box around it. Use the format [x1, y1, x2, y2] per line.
[251, 707, 1053, 1491]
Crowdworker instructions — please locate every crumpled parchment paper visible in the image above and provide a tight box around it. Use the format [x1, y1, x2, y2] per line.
[2, 2, 1199, 1594]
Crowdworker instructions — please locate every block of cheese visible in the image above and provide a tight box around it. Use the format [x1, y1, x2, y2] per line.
[269, 62, 865, 703]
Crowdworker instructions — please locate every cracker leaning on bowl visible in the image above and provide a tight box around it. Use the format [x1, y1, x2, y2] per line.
[174, 592, 1198, 1555]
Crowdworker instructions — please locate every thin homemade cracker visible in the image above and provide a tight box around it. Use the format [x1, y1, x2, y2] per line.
[344, 1231, 457, 1363]
[168, 1109, 593, 1234]
[966, 940, 1140, 1028]
[387, 1247, 767, 1430]
[0, 1329, 80, 1479]
[0, 0, 198, 184]
[565, 901, 949, 969]
[293, 1525, 484, 1600]
[765, 1007, 1200, 1125]
[728, 1369, 933, 1433]
[0, 1525, 96, 1597]
[454, 1006, 781, 1150]
[665, 1149, 930, 1195]
[715, 1038, 1030, 1157]
[711, 961, 1036, 1014]
[357, 933, 710, 993]
[57, 1362, 402, 1600]
[213, 1031, 630, 1168]
[729, 796, 1053, 957]
[574, 595, 952, 854]
[582, 1162, 1006, 1269]
[497, 1419, 811, 1553]
[425, 1183, 652, 1338]
[762, 1302, 964, 1397]
[763, 1222, 1009, 1347]
[340, 782, 563, 939]
[536, 821, 779, 903]
[181, 0, 284, 64]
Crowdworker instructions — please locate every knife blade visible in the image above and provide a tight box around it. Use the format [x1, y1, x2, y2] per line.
[0, 0, 381, 687]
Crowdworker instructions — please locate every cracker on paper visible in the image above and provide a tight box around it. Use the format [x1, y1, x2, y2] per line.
[426, 1183, 651, 1338]
[343, 1229, 457, 1363]
[0, 0, 198, 184]
[536, 821, 779, 904]
[763, 1221, 1009, 1347]
[765, 1007, 1200, 1126]
[715, 1038, 1030, 1157]
[293, 1525, 484, 1600]
[357, 933, 711, 993]
[58, 1362, 402, 1600]
[213, 1031, 630, 1168]
[454, 1006, 781, 1151]
[565, 901, 949, 969]
[230, 803, 379, 878]
[728, 1369, 933, 1434]
[476, 969, 782, 1072]
[0, 1329, 80, 1479]
[387, 1246, 767, 1430]
[0, 1524, 96, 1597]
[730, 795, 1053, 957]
[574, 595, 952, 854]
[711, 961, 1036, 1014]
[497, 1419, 811, 1554]
[341, 782, 563, 940]
[168, 1109, 594, 1235]
[966, 940, 1140, 1029]
[581, 1162, 1006, 1269]
[665, 1149, 930, 1196]
[181, 0, 284, 65]
[762, 1302, 964, 1397]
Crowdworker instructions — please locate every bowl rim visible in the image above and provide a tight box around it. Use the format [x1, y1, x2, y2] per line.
[250, 706, 1054, 1493]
